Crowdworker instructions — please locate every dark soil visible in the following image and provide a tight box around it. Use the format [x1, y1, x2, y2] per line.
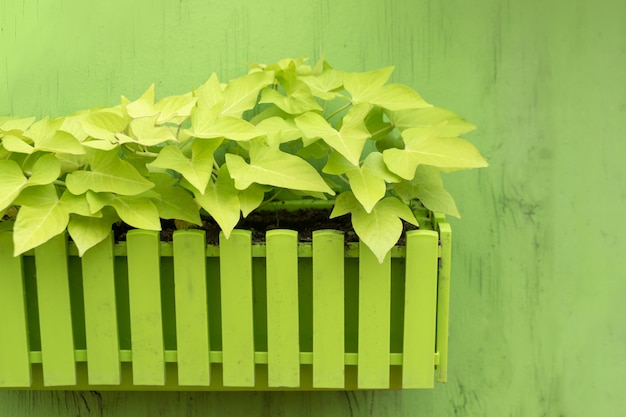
[112, 208, 420, 245]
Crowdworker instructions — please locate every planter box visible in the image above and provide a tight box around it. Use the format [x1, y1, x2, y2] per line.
[0, 209, 451, 391]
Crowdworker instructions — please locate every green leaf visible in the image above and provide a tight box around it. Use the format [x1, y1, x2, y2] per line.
[126, 84, 158, 118]
[87, 191, 161, 230]
[66, 150, 155, 195]
[259, 81, 322, 114]
[343, 67, 430, 111]
[256, 117, 302, 146]
[295, 104, 371, 166]
[148, 139, 221, 192]
[29, 154, 61, 185]
[148, 173, 202, 225]
[13, 184, 69, 256]
[189, 107, 263, 141]
[195, 73, 225, 110]
[154, 93, 198, 124]
[394, 165, 460, 218]
[238, 183, 268, 217]
[383, 126, 488, 179]
[299, 69, 344, 100]
[225, 144, 334, 194]
[0, 117, 36, 132]
[331, 192, 418, 263]
[60, 190, 102, 217]
[129, 115, 177, 146]
[194, 165, 241, 238]
[388, 107, 476, 136]
[81, 111, 128, 142]
[0, 160, 28, 211]
[25, 117, 85, 155]
[220, 70, 275, 117]
[1, 134, 34, 154]
[68, 209, 119, 256]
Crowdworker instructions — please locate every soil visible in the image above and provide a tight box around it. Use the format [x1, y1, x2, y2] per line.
[112, 208, 420, 246]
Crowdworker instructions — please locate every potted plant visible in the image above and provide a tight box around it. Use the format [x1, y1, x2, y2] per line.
[0, 57, 487, 390]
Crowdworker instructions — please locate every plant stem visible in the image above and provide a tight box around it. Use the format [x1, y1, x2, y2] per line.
[370, 123, 395, 138]
[258, 188, 284, 208]
[325, 102, 352, 121]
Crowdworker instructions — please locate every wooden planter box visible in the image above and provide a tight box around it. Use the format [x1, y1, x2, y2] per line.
[0, 209, 451, 391]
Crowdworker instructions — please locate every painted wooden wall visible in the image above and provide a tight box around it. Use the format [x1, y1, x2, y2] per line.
[1, 0, 625, 415]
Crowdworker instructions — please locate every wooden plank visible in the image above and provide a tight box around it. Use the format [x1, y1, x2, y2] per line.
[402, 230, 439, 388]
[34, 233, 76, 386]
[312, 230, 345, 388]
[173, 230, 210, 386]
[81, 233, 120, 385]
[357, 243, 391, 389]
[126, 230, 165, 386]
[266, 230, 300, 387]
[0, 232, 31, 387]
[219, 230, 255, 387]
[435, 217, 452, 383]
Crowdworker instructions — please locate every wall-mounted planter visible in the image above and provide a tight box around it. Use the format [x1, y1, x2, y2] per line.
[0, 210, 451, 391]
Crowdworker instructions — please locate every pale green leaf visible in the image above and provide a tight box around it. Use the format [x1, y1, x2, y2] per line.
[68, 211, 118, 256]
[26, 117, 85, 155]
[148, 138, 221, 192]
[345, 152, 399, 213]
[194, 165, 240, 238]
[66, 150, 154, 195]
[221, 70, 275, 117]
[195, 73, 225, 110]
[126, 84, 157, 118]
[343, 67, 394, 100]
[12, 184, 68, 256]
[60, 190, 102, 217]
[238, 183, 268, 217]
[394, 166, 460, 218]
[255, 117, 302, 146]
[155, 93, 198, 124]
[148, 173, 202, 225]
[225, 145, 334, 194]
[189, 107, 263, 141]
[29, 154, 61, 185]
[0, 160, 28, 211]
[87, 192, 161, 230]
[81, 111, 128, 142]
[299, 69, 344, 100]
[129, 115, 177, 146]
[388, 107, 476, 136]
[259, 81, 322, 114]
[0, 117, 36, 132]
[1, 134, 34, 154]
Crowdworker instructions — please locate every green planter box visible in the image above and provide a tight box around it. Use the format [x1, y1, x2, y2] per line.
[0, 211, 451, 391]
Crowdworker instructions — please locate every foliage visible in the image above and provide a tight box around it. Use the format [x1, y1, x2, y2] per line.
[0, 57, 487, 262]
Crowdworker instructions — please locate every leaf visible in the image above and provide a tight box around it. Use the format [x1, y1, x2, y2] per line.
[299, 69, 344, 100]
[225, 144, 334, 194]
[25, 117, 85, 155]
[383, 126, 488, 179]
[148, 139, 221, 192]
[0, 160, 28, 211]
[154, 93, 198, 124]
[220, 70, 275, 117]
[295, 104, 371, 166]
[87, 192, 161, 230]
[0, 117, 36, 132]
[238, 183, 268, 217]
[60, 190, 102, 217]
[343, 67, 430, 111]
[126, 84, 158, 118]
[331, 192, 418, 263]
[194, 165, 241, 238]
[12, 184, 69, 256]
[68, 209, 119, 256]
[29, 153, 61, 185]
[189, 107, 263, 141]
[388, 107, 476, 136]
[66, 150, 155, 195]
[148, 173, 202, 225]
[394, 166, 460, 218]
[81, 111, 128, 142]
[1, 134, 34, 154]
[259, 81, 322, 114]
[129, 115, 177, 146]
[255, 117, 302, 146]
[195, 73, 225, 110]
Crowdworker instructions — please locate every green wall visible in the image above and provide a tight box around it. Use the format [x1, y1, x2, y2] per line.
[1, 0, 625, 415]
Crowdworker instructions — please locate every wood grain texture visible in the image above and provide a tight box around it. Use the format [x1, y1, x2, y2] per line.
[1, 0, 626, 415]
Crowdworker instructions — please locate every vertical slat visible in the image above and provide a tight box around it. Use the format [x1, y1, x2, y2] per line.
[127, 230, 164, 386]
[219, 230, 255, 387]
[266, 230, 300, 387]
[357, 243, 391, 389]
[312, 230, 345, 388]
[173, 229, 210, 386]
[34, 233, 76, 386]
[81, 232, 120, 385]
[435, 217, 452, 383]
[0, 232, 31, 387]
[402, 230, 439, 388]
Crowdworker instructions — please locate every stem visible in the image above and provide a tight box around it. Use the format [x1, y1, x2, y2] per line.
[325, 102, 352, 121]
[370, 123, 395, 138]
[258, 188, 285, 208]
